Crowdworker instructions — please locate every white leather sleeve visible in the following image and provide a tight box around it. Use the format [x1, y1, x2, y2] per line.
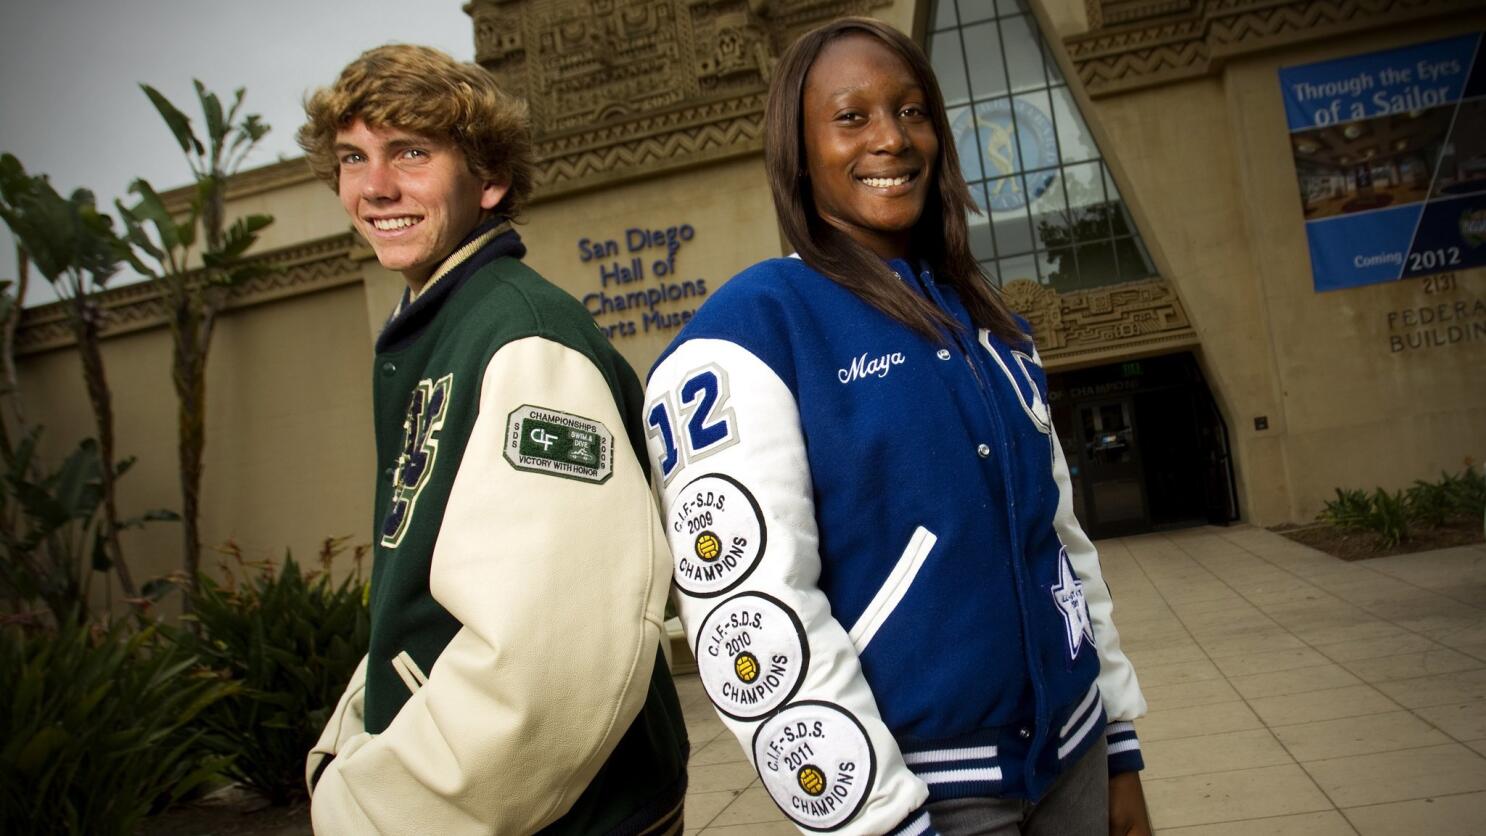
[310, 336, 670, 835]
[1049, 422, 1147, 723]
[647, 338, 929, 835]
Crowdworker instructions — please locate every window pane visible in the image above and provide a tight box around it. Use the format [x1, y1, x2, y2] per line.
[1012, 90, 1060, 172]
[1108, 199, 1137, 238]
[1073, 239, 1119, 286]
[931, 32, 971, 108]
[948, 106, 984, 182]
[968, 182, 997, 261]
[932, 0, 958, 31]
[998, 252, 1039, 284]
[1038, 249, 1074, 285]
[1062, 162, 1110, 242]
[989, 196, 1034, 255]
[1050, 86, 1098, 164]
[1027, 169, 1072, 251]
[1002, 15, 1048, 93]
[1113, 237, 1156, 281]
[964, 22, 1008, 101]
[997, 0, 1028, 15]
[971, 97, 1017, 179]
[957, 0, 996, 25]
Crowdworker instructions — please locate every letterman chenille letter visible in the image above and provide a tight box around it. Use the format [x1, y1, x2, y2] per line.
[380, 374, 454, 548]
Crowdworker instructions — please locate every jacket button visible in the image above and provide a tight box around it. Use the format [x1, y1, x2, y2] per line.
[977, 443, 991, 458]
[936, 349, 951, 360]
[380, 361, 396, 376]
[1018, 727, 1032, 740]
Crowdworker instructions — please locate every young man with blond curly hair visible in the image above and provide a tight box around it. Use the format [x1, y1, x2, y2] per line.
[298, 45, 688, 835]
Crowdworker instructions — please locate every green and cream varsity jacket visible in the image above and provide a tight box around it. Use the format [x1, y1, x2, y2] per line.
[306, 221, 688, 835]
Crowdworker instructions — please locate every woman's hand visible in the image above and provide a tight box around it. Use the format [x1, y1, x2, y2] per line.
[1109, 770, 1152, 836]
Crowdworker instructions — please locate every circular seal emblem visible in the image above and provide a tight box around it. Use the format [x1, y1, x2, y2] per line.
[752, 701, 876, 831]
[953, 98, 1059, 212]
[696, 592, 809, 720]
[669, 473, 766, 597]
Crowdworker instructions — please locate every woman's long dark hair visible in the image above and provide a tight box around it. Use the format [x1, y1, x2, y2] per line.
[764, 17, 1024, 345]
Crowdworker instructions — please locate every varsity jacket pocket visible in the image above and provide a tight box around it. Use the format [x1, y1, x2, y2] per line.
[306, 654, 369, 796]
[390, 650, 429, 695]
[848, 526, 938, 653]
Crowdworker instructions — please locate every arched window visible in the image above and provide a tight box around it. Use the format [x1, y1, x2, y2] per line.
[927, 0, 1158, 291]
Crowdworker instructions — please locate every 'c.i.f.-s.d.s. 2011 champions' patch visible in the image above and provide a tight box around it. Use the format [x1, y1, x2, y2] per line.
[696, 592, 809, 720]
[669, 473, 766, 597]
[752, 701, 877, 831]
[503, 405, 613, 484]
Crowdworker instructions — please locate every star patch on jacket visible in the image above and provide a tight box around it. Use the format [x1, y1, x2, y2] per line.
[1052, 547, 1095, 659]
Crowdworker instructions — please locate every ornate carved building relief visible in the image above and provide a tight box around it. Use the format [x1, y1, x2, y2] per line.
[1067, 0, 1474, 98]
[467, 0, 889, 198]
[1003, 277, 1198, 366]
[15, 233, 364, 356]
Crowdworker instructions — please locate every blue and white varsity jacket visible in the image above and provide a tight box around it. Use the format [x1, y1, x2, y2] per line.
[644, 257, 1146, 835]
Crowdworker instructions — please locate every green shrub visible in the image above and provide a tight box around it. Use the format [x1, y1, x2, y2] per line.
[1320, 488, 1372, 529]
[170, 538, 369, 805]
[1368, 488, 1411, 548]
[0, 615, 235, 836]
[0, 428, 176, 622]
[1320, 466, 1486, 548]
[1321, 487, 1410, 547]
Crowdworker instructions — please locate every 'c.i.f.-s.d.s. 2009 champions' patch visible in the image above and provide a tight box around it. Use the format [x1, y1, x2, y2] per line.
[696, 592, 809, 720]
[752, 701, 877, 831]
[669, 473, 766, 597]
[503, 405, 613, 484]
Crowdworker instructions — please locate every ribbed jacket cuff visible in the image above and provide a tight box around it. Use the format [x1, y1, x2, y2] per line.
[886, 805, 938, 836]
[1105, 720, 1144, 774]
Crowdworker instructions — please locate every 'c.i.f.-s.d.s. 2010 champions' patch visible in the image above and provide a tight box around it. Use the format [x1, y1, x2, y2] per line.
[503, 405, 613, 484]
[696, 592, 809, 720]
[752, 701, 877, 831]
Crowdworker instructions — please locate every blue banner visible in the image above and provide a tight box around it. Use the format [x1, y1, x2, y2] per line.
[1279, 33, 1486, 291]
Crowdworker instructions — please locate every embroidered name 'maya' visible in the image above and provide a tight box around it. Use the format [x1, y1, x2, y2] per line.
[838, 351, 906, 384]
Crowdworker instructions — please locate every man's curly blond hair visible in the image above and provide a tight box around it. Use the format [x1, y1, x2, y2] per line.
[298, 45, 533, 218]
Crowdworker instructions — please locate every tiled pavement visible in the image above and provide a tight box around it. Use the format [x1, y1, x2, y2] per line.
[674, 525, 1486, 834]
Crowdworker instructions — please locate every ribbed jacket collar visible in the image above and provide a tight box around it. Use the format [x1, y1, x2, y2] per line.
[375, 218, 526, 353]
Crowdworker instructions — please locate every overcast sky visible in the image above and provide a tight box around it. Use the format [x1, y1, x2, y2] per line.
[0, 0, 477, 305]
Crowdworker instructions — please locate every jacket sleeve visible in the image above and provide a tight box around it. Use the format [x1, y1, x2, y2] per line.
[647, 338, 934, 835]
[310, 336, 671, 834]
[1048, 416, 1148, 774]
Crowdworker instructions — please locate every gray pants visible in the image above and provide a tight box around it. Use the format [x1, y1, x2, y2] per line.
[926, 738, 1108, 835]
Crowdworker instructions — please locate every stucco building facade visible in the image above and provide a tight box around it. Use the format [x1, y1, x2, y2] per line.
[13, 0, 1484, 589]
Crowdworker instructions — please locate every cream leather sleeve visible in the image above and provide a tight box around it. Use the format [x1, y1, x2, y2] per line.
[1049, 422, 1147, 723]
[646, 339, 931, 836]
[306, 654, 369, 795]
[310, 336, 670, 835]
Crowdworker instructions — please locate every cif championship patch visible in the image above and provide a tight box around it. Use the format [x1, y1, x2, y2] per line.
[696, 592, 808, 720]
[752, 701, 876, 831]
[669, 473, 766, 597]
[503, 405, 613, 484]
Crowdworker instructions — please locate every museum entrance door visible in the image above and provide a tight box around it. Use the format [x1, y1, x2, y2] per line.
[1050, 352, 1237, 540]
[1074, 397, 1150, 537]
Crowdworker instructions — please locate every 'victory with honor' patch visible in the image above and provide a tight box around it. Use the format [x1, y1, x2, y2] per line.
[504, 405, 613, 484]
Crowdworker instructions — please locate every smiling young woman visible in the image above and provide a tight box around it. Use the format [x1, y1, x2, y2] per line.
[646, 17, 1151, 836]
